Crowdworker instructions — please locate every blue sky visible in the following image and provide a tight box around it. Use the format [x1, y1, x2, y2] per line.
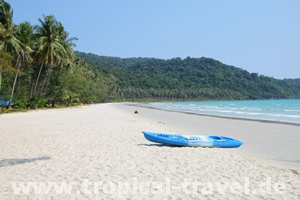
[7, 0, 300, 79]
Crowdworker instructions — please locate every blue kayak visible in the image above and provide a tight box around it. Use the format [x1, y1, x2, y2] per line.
[142, 131, 243, 148]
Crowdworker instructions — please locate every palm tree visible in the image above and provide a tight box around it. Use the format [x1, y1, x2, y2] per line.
[0, 0, 12, 29]
[0, 50, 12, 94]
[0, 1, 21, 54]
[0, 0, 22, 98]
[33, 14, 77, 97]
[41, 22, 77, 95]
[9, 22, 33, 107]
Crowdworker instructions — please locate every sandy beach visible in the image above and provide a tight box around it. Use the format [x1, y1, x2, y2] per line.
[117, 103, 300, 171]
[0, 103, 299, 199]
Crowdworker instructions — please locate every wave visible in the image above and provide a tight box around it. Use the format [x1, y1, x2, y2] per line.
[146, 100, 300, 124]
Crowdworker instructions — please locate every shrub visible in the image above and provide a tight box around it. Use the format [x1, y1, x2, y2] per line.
[37, 98, 48, 108]
[13, 99, 27, 109]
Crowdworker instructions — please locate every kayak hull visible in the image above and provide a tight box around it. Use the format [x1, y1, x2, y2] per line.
[142, 131, 243, 148]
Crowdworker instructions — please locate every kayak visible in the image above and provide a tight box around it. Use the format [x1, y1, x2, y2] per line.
[142, 131, 243, 148]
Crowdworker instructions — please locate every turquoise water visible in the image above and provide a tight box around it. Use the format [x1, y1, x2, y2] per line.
[140, 99, 300, 124]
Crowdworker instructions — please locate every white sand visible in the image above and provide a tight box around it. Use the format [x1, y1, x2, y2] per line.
[0, 103, 299, 199]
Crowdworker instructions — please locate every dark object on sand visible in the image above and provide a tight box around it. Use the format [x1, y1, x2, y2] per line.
[134, 110, 139, 114]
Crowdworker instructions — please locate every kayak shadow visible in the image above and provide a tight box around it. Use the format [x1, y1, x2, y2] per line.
[137, 144, 217, 148]
[0, 156, 50, 167]
[137, 143, 185, 148]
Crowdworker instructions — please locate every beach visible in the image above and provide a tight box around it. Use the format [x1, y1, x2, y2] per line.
[0, 103, 299, 199]
[118, 103, 300, 171]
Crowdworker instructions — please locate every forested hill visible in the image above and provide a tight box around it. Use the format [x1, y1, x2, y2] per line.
[75, 51, 300, 101]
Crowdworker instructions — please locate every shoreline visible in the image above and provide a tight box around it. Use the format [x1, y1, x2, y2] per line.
[114, 103, 300, 171]
[128, 103, 300, 127]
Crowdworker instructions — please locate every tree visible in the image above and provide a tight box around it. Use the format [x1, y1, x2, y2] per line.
[0, 0, 22, 97]
[33, 14, 76, 97]
[0, 0, 22, 55]
[9, 22, 33, 107]
[0, 0, 12, 29]
[0, 50, 12, 93]
[41, 21, 77, 95]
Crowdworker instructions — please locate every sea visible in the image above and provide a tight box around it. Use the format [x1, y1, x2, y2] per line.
[138, 99, 300, 125]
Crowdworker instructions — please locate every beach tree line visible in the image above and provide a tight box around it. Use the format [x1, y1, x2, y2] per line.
[0, 0, 108, 110]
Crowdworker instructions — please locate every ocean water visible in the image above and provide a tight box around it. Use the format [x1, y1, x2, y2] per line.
[139, 99, 300, 124]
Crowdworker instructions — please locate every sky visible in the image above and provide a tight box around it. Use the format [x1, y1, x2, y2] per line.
[7, 0, 300, 79]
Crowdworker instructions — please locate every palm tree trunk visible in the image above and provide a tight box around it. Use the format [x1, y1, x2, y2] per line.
[29, 83, 34, 99]
[41, 64, 53, 96]
[43, 65, 53, 95]
[0, 66, 2, 94]
[33, 61, 45, 95]
[9, 56, 21, 108]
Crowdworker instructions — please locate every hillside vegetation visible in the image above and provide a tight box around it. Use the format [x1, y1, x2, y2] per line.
[75, 51, 300, 101]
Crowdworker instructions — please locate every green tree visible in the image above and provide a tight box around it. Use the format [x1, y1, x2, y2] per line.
[9, 22, 33, 107]
[33, 14, 77, 97]
[0, 0, 22, 97]
[0, 50, 12, 93]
